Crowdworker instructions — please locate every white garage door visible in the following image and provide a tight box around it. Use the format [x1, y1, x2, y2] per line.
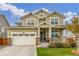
[11, 32, 36, 45]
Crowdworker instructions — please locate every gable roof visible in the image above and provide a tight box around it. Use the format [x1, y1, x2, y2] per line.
[32, 8, 50, 14]
[46, 11, 65, 18]
[0, 14, 10, 27]
[21, 13, 39, 19]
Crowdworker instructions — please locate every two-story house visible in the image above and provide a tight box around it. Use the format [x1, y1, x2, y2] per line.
[6, 8, 65, 45]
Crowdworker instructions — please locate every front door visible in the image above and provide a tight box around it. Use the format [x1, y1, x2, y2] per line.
[40, 29, 46, 42]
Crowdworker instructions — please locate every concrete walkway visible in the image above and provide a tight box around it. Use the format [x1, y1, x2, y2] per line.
[0, 46, 37, 56]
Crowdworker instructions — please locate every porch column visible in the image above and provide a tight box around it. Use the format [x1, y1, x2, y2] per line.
[36, 27, 40, 45]
[49, 27, 52, 44]
[49, 27, 51, 37]
[38, 27, 40, 37]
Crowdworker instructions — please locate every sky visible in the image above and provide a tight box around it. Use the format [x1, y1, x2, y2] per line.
[0, 3, 79, 26]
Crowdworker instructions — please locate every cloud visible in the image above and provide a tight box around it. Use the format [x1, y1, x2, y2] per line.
[0, 3, 25, 16]
[64, 11, 77, 21]
[64, 11, 78, 24]
[63, 11, 78, 37]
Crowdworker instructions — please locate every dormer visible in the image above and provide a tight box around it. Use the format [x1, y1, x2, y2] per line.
[32, 8, 50, 18]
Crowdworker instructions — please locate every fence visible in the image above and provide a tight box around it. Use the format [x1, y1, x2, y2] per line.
[0, 38, 11, 46]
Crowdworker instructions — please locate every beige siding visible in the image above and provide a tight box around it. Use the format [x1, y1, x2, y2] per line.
[21, 11, 64, 26]
[21, 11, 49, 26]
[22, 15, 39, 26]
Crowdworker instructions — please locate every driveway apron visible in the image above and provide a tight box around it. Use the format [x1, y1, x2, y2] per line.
[0, 46, 37, 56]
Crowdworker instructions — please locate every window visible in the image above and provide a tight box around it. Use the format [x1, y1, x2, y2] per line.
[12, 34, 17, 36]
[39, 18, 46, 23]
[39, 19, 42, 23]
[51, 18, 58, 25]
[55, 19, 58, 24]
[19, 34, 23, 36]
[25, 34, 29, 36]
[51, 19, 54, 24]
[27, 19, 34, 26]
[51, 30, 58, 38]
[30, 34, 35, 36]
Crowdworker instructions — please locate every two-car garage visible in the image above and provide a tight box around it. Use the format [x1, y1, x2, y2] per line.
[11, 32, 36, 45]
[7, 28, 37, 46]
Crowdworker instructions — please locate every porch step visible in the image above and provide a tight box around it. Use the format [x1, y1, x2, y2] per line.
[36, 42, 49, 48]
[41, 42, 49, 47]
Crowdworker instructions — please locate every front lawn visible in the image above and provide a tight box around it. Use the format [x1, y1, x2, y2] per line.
[37, 48, 77, 56]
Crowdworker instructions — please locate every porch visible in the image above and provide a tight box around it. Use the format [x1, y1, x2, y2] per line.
[36, 27, 63, 45]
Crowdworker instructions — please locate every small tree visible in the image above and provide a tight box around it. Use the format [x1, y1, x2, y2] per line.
[66, 17, 79, 41]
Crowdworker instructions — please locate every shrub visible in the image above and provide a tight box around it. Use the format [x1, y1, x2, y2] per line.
[48, 42, 56, 48]
[62, 42, 71, 48]
[71, 43, 77, 48]
[66, 37, 76, 44]
[48, 42, 63, 48]
[48, 41, 76, 48]
[55, 42, 63, 48]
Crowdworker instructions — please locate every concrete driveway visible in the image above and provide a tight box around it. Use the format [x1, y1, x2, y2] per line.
[0, 46, 37, 56]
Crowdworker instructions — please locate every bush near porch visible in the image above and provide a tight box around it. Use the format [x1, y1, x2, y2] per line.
[48, 36, 77, 48]
[37, 48, 77, 56]
[48, 42, 76, 48]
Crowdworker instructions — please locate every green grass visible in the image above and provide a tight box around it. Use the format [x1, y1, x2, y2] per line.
[37, 48, 77, 56]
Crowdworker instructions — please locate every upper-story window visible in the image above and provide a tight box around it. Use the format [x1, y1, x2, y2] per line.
[27, 19, 34, 26]
[39, 18, 46, 23]
[51, 17, 59, 25]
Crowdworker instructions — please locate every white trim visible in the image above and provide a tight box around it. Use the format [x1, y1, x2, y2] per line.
[49, 27, 51, 37]
[37, 27, 40, 37]
[36, 21, 52, 27]
[5, 27, 36, 29]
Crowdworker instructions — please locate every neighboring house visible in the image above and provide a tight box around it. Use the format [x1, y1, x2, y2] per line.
[6, 8, 65, 45]
[0, 14, 10, 38]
